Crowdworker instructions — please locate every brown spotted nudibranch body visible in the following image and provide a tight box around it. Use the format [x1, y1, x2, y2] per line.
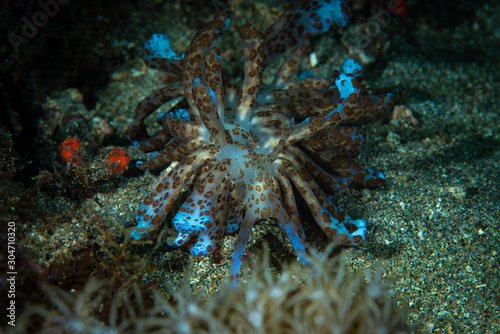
[128, 0, 394, 286]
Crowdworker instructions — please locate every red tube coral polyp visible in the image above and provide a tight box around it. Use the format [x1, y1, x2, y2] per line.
[60, 138, 83, 166]
[105, 148, 130, 175]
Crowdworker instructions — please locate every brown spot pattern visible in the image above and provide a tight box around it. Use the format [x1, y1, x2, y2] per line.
[129, 2, 393, 284]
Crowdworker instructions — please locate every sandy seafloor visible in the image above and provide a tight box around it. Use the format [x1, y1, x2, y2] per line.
[1, 0, 499, 332]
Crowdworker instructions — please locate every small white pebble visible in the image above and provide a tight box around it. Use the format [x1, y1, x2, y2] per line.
[309, 52, 319, 67]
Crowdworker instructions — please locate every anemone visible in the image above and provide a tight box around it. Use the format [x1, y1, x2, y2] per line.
[127, 1, 394, 284]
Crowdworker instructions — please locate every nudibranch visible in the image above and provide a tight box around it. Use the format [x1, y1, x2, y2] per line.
[127, 0, 394, 285]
